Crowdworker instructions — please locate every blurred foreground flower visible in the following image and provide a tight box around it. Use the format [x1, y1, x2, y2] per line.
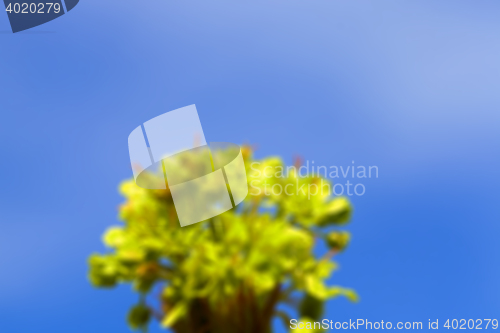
[88, 146, 357, 332]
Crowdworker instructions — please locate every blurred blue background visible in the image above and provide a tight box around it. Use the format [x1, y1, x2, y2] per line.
[1, 0, 499, 331]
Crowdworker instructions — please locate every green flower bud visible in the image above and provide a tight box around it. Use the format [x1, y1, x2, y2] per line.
[127, 304, 151, 331]
[317, 198, 351, 226]
[299, 293, 324, 321]
[325, 231, 350, 251]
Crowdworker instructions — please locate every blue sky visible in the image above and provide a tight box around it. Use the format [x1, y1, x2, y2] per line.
[1, 0, 500, 332]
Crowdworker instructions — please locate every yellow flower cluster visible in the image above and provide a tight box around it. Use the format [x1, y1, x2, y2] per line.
[88, 146, 357, 332]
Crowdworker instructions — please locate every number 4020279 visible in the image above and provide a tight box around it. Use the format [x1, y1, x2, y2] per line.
[5, 3, 61, 14]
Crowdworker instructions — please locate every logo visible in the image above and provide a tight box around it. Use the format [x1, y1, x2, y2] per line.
[3, 0, 78, 33]
[128, 105, 249, 227]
